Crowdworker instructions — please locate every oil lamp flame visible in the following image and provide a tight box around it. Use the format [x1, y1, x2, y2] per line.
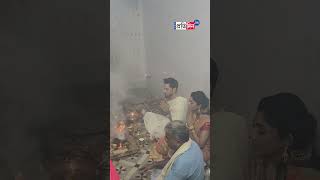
[128, 111, 139, 121]
[118, 143, 123, 149]
[115, 120, 126, 141]
[116, 121, 126, 132]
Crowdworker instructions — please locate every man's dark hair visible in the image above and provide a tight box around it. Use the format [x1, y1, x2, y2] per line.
[163, 78, 178, 89]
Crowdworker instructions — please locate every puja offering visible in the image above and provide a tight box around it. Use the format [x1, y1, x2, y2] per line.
[107, 98, 164, 179]
[126, 110, 142, 122]
[115, 120, 127, 141]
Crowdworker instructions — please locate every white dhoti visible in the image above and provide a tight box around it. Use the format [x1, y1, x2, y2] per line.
[143, 96, 188, 139]
[143, 112, 170, 139]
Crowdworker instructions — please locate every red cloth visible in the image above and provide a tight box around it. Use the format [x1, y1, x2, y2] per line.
[110, 160, 120, 180]
[155, 137, 169, 156]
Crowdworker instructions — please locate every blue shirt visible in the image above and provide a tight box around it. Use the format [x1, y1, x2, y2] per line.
[165, 141, 205, 180]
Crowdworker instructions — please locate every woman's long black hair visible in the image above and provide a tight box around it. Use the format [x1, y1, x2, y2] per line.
[191, 91, 210, 115]
[257, 92, 319, 169]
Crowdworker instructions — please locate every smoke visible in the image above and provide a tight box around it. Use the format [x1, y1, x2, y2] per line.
[110, 72, 128, 115]
[110, 71, 128, 138]
[110, 0, 148, 133]
[109, 68, 146, 135]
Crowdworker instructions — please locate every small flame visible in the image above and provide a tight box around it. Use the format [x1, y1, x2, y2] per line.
[119, 143, 123, 149]
[115, 120, 126, 133]
[128, 111, 139, 121]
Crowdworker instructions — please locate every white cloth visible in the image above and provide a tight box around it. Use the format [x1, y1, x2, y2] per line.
[156, 138, 193, 180]
[143, 112, 170, 139]
[143, 96, 188, 138]
[167, 96, 188, 121]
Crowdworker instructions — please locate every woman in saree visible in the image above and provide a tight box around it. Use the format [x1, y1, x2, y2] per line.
[185, 91, 210, 163]
[153, 91, 210, 163]
[248, 92, 320, 180]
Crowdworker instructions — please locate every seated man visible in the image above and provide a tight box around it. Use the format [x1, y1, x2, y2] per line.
[143, 78, 188, 139]
[160, 78, 188, 121]
[142, 121, 204, 180]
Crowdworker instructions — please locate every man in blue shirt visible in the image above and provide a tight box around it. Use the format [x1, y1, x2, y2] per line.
[142, 120, 204, 180]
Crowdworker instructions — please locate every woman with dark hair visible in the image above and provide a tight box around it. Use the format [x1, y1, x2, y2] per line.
[186, 91, 210, 163]
[248, 92, 320, 180]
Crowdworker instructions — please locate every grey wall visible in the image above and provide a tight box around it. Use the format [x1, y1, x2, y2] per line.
[110, 0, 146, 81]
[212, 0, 320, 155]
[110, 0, 210, 102]
[110, 0, 147, 119]
[142, 0, 210, 98]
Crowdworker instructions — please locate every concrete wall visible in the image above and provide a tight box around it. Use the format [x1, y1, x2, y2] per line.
[110, 0, 146, 81]
[110, 0, 147, 112]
